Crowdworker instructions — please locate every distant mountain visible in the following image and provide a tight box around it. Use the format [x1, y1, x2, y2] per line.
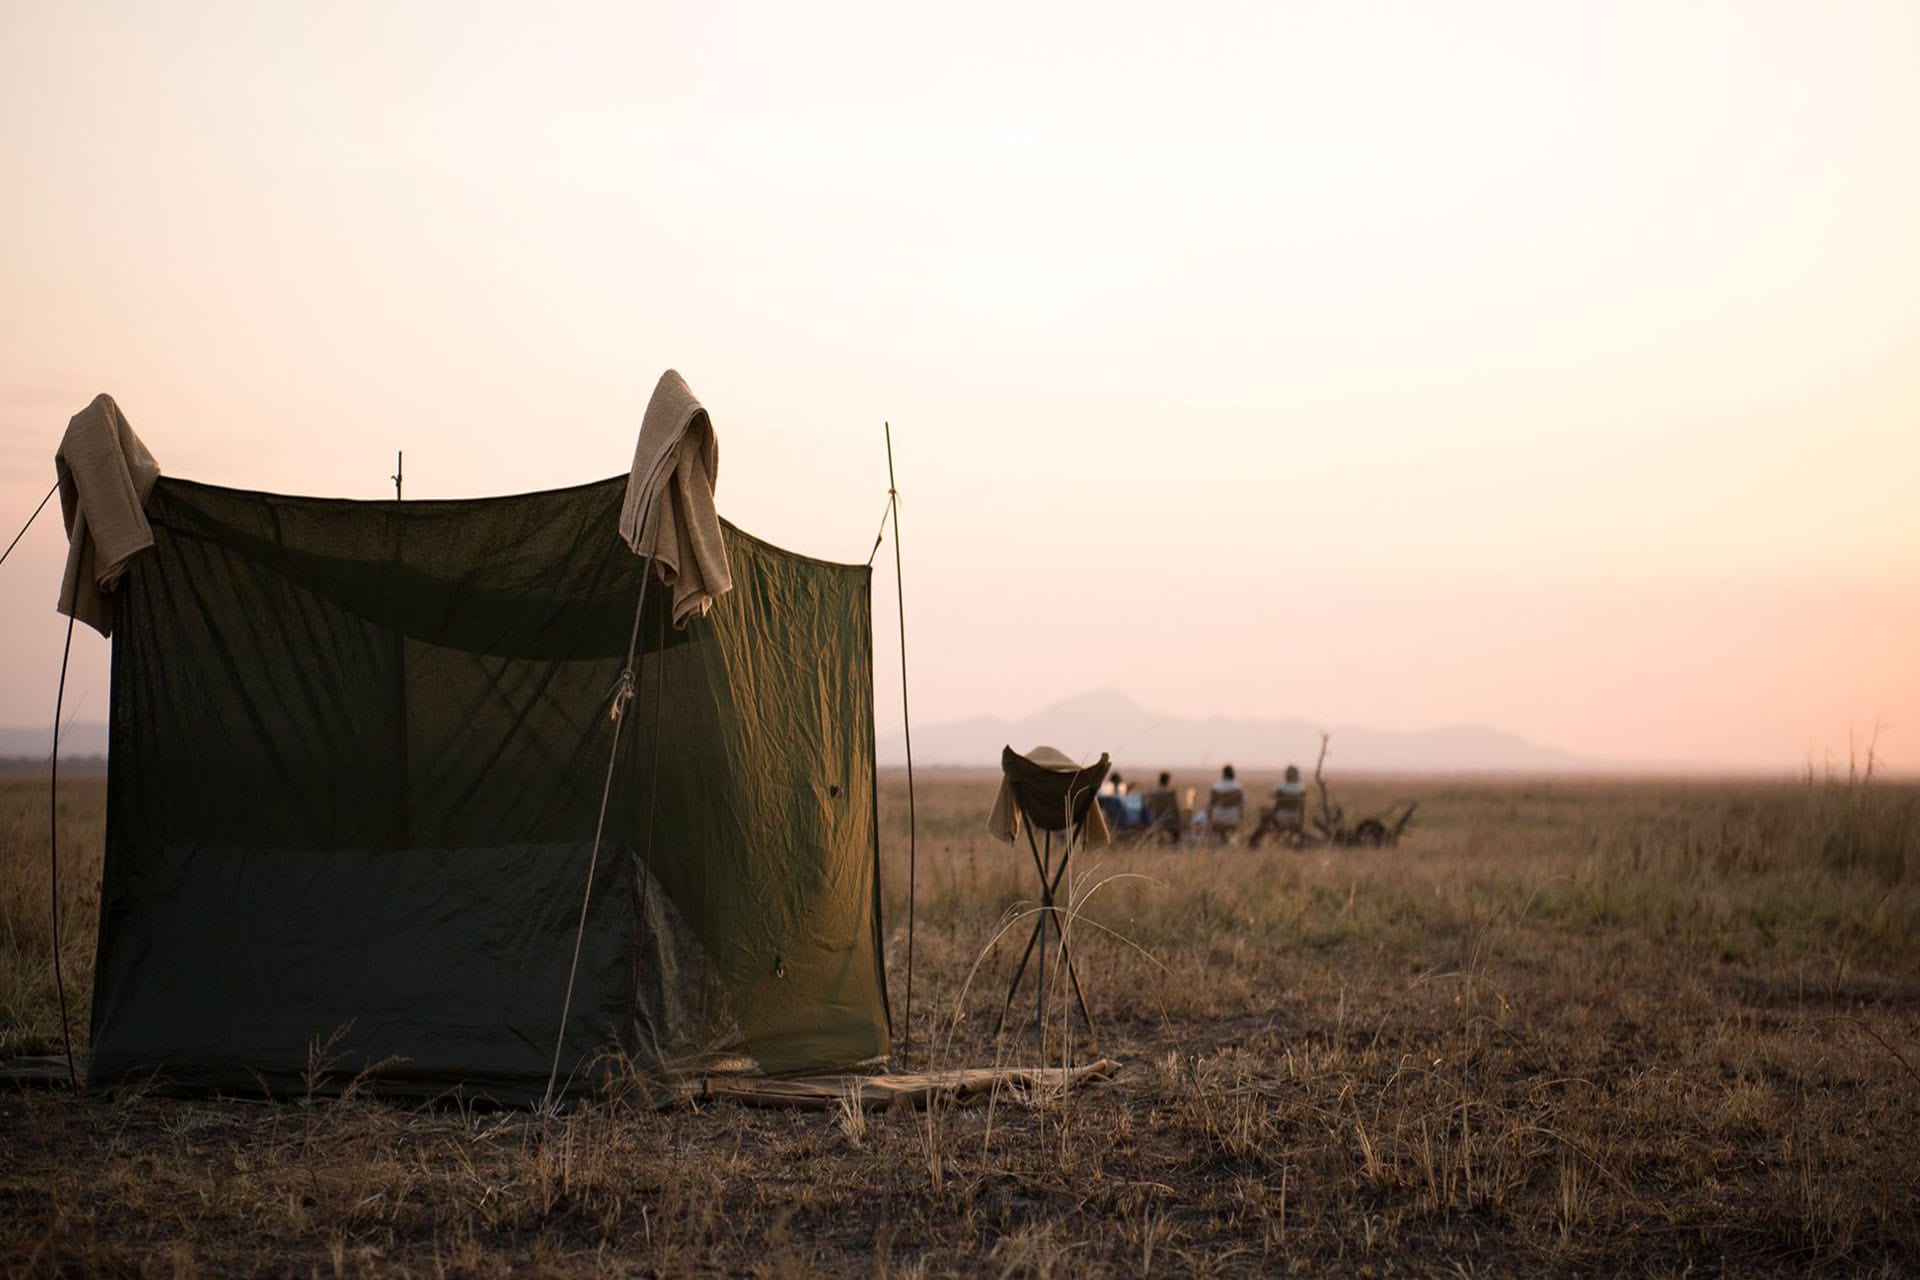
[0, 722, 109, 759]
[877, 690, 1611, 774]
[0, 699, 1613, 775]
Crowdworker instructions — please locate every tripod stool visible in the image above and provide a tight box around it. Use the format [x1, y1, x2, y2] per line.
[990, 745, 1110, 1044]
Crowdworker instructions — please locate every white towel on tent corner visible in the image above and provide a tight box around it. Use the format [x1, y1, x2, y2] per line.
[620, 370, 733, 627]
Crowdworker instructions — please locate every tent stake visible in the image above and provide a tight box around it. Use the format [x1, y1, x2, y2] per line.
[885, 422, 919, 1058]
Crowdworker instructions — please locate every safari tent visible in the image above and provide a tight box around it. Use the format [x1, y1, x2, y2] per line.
[57, 374, 891, 1102]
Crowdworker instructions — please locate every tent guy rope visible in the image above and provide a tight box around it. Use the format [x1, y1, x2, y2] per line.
[541, 519, 657, 1111]
[865, 492, 892, 569]
[2, 481, 59, 568]
[11, 478, 81, 1091]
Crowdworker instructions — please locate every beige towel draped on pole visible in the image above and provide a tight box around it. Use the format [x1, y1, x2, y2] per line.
[53, 374, 731, 636]
[56, 394, 161, 638]
[620, 370, 733, 626]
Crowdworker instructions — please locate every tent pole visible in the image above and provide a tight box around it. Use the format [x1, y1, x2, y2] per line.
[6, 478, 65, 1087]
[9, 475, 67, 1095]
[50, 612, 79, 1092]
[885, 422, 918, 1059]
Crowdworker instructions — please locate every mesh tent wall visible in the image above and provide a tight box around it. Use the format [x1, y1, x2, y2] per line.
[87, 474, 890, 1101]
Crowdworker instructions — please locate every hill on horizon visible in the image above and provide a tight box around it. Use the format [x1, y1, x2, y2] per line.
[0, 723, 109, 760]
[878, 689, 1621, 775]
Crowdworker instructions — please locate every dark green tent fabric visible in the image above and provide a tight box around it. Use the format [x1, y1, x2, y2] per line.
[89, 475, 889, 1101]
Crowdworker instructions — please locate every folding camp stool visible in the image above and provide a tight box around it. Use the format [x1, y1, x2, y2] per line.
[993, 746, 1110, 1045]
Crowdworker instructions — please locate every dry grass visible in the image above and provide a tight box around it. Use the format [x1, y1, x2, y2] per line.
[3, 768, 1918, 1275]
[0, 770, 102, 1060]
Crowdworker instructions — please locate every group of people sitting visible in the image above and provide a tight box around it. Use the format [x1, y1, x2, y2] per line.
[1097, 763, 1311, 847]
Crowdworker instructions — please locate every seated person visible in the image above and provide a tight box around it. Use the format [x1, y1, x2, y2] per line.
[1207, 764, 1245, 845]
[1251, 764, 1309, 847]
[1098, 771, 1153, 832]
[1096, 770, 1127, 829]
[1143, 771, 1182, 845]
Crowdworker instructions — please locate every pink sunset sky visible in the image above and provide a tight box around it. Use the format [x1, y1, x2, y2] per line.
[2, 2, 1915, 773]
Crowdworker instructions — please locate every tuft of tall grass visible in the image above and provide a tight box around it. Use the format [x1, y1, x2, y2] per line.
[1794, 752, 1918, 883]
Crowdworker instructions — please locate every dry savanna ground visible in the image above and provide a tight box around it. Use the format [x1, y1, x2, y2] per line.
[3, 765, 1918, 1276]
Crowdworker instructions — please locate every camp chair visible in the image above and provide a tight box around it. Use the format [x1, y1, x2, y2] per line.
[1250, 789, 1310, 848]
[994, 746, 1109, 1043]
[1207, 783, 1246, 845]
[1142, 786, 1182, 845]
